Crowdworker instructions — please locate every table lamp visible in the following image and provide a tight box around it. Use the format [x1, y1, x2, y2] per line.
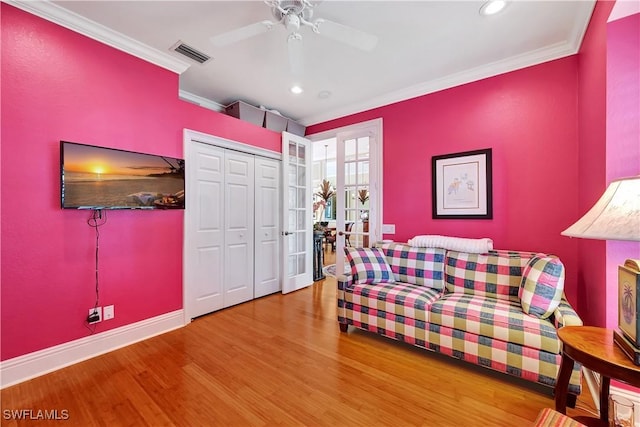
[561, 176, 640, 365]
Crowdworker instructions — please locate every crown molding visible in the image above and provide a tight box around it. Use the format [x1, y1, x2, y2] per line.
[5, 0, 598, 127]
[3, 0, 191, 74]
[300, 40, 582, 126]
[609, 0, 640, 22]
[179, 90, 225, 113]
[300, 1, 596, 127]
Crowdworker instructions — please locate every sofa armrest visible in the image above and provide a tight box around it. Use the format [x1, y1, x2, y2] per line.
[337, 274, 352, 323]
[552, 298, 583, 329]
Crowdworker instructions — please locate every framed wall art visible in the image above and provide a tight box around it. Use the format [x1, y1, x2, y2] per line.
[432, 148, 493, 219]
[619, 259, 640, 348]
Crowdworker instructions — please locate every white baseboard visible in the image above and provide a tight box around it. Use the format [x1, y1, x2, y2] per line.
[583, 367, 640, 426]
[0, 310, 185, 389]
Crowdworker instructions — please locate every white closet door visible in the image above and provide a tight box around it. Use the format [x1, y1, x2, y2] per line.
[255, 157, 281, 298]
[185, 142, 225, 318]
[223, 151, 255, 307]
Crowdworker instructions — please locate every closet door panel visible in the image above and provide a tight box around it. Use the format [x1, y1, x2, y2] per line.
[223, 152, 255, 307]
[255, 158, 281, 298]
[185, 143, 225, 318]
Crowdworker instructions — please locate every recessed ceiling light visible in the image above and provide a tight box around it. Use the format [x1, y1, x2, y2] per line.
[290, 85, 303, 95]
[318, 90, 331, 99]
[480, 0, 507, 16]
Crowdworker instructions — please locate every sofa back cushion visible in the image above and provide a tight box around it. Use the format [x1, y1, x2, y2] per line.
[519, 254, 565, 319]
[345, 247, 396, 285]
[445, 250, 535, 302]
[377, 243, 445, 289]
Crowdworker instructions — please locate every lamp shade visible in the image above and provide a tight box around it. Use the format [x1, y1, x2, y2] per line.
[561, 176, 640, 241]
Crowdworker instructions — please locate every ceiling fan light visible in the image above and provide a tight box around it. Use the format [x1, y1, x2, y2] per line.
[290, 85, 303, 95]
[284, 13, 301, 31]
[480, 0, 507, 16]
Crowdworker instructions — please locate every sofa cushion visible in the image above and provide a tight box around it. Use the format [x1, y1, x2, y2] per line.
[345, 247, 395, 285]
[344, 282, 442, 324]
[426, 323, 577, 392]
[378, 243, 445, 289]
[519, 255, 565, 319]
[445, 250, 535, 302]
[429, 293, 560, 354]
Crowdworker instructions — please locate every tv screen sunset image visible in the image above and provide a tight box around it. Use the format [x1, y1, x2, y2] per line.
[61, 142, 185, 209]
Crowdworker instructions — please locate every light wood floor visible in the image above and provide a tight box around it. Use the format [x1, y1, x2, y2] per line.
[2, 248, 597, 426]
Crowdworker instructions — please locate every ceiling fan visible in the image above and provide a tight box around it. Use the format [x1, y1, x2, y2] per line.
[210, 0, 378, 73]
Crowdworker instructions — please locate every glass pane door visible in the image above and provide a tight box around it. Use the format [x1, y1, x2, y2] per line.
[309, 119, 382, 278]
[282, 132, 313, 294]
[342, 136, 371, 249]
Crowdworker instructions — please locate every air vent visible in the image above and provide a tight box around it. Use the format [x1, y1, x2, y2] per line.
[171, 41, 211, 64]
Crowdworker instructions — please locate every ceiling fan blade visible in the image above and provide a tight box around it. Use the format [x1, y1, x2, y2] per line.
[211, 20, 275, 47]
[314, 19, 378, 52]
[288, 32, 304, 75]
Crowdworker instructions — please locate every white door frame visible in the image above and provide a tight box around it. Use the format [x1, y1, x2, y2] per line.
[183, 129, 281, 324]
[307, 118, 384, 275]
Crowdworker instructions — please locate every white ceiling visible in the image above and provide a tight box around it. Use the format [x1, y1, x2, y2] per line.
[15, 0, 596, 126]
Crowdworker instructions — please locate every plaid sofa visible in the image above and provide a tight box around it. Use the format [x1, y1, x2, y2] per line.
[337, 242, 583, 400]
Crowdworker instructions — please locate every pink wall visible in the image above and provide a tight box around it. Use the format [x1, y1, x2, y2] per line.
[307, 57, 583, 307]
[1, 1, 631, 362]
[606, 12, 640, 329]
[0, 4, 280, 361]
[307, 0, 623, 325]
[574, 0, 616, 327]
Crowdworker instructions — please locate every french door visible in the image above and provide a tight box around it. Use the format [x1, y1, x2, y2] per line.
[311, 119, 383, 276]
[281, 132, 313, 294]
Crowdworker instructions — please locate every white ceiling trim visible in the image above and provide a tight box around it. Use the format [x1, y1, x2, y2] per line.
[4, 0, 191, 74]
[301, 1, 595, 127]
[299, 2, 595, 126]
[300, 39, 579, 126]
[5, 0, 596, 128]
[179, 90, 225, 113]
[608, 0, 640, 22]
[569, 0, 596, 53]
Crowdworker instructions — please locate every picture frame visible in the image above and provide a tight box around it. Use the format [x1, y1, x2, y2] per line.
[618, 259, 640, 348]
[432, 148, 492, 219]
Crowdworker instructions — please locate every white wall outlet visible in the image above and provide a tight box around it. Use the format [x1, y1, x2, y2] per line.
[88, 307, 102, 324]
[103, 305, 114, 320]
[382, 224, 396, 234]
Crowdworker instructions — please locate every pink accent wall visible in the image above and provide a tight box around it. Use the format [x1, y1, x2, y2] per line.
[606, 12, 640, 329]
[307, 57, 582, 307]
[574, 0, 615, 327]
[0, 4, 280, 361]
[307, 0, 621, 326]
[1, 0, 632, 363]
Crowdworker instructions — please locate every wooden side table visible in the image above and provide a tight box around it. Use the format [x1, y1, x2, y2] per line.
[555, 326, 640, 426]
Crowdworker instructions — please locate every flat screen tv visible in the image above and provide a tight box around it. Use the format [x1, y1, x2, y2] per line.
[60, 141, 185, 210]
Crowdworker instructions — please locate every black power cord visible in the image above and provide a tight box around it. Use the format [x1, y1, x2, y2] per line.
[85, 209, 107, 333]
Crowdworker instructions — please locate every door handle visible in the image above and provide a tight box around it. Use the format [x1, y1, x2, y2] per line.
[282, 231, 293, 236]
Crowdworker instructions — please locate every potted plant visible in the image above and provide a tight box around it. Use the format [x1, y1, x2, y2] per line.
[358, 189, 369, 221]
[358, 189, 369, 205]
[316, 179, 335, 202]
